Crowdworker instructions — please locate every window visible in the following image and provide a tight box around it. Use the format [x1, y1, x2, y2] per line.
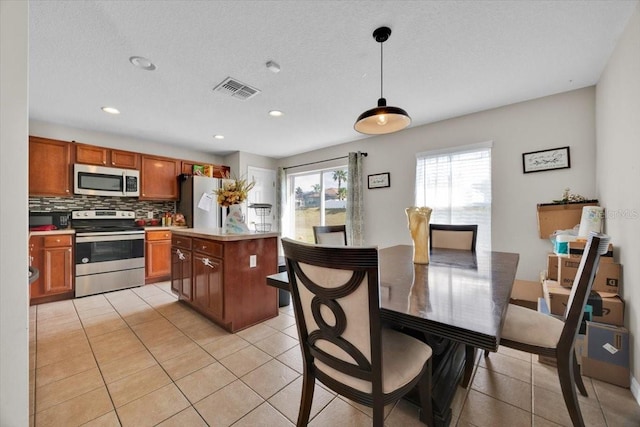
[415, 142, 492, 251]
[288, 167, 348, 243]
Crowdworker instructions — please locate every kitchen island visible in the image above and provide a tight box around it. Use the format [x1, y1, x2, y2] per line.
[171, 228, 279, 332]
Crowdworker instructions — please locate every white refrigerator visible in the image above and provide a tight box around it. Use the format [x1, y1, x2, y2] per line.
[178, 175, 223, 228]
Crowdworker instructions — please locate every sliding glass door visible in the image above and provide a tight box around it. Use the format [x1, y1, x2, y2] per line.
[289, 167, 348, 243]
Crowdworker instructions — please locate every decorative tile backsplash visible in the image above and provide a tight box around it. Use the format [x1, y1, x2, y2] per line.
[29, 195, 176, 219]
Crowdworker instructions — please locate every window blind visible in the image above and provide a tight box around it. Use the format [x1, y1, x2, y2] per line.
[415, 144, 492, 251]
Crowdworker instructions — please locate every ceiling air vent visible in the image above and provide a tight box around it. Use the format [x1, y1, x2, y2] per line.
[213, 77, 261, 100]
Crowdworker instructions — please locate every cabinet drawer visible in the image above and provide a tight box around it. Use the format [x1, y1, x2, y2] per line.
[193, 239, 223, 258]
[172, 235, 192, 250]
[43, 235, 73, 247]
[146, 230, 172, 241]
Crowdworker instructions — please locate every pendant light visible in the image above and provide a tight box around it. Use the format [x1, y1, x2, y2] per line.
[354, 26, 411, 135]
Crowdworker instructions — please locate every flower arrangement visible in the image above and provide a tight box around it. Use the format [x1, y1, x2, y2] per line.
[214, 173, 255, 207]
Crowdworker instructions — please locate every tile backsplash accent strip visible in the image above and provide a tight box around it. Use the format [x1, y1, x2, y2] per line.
[29, 195, 176, 219]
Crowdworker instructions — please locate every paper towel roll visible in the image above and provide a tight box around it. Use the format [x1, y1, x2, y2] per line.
[578, 206, 604, 237]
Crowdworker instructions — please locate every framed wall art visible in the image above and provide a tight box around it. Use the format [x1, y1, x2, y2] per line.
[522, 146, 571, 173]
[368, 172, 390, 189]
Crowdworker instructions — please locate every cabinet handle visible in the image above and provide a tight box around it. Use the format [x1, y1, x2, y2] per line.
[164, 233, 169, 238]
[56, 239, 61, 242]
[65, 189, 69, 193]
[201, 257, 217, 269]
[112, 161, 115, 165]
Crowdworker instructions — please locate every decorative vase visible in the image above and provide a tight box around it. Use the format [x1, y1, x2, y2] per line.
[405, 206, 432, 264]
[224, 204, 250, 234]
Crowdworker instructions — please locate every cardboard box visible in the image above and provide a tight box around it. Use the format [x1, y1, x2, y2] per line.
[547, 254, 559, 280]
[569, 241, 614, 258]
[510, 279, 542, 310]
[582, 322, 629, 388]
[558, 258, 620, 294]
[543, 281, 624, 326]
[536, 201, 599, 239]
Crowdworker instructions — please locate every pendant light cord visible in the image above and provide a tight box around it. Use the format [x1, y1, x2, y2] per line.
[380, 41, 384, 98]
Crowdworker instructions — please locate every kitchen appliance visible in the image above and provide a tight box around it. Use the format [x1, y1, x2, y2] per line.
[72, 210, 144, 297]
[178, 174, 223, 228]
[29, 211, 71, 230]
[74, 164, 140, 197]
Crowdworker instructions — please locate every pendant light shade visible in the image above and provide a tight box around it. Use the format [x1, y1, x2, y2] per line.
[354, 27, 411, 135]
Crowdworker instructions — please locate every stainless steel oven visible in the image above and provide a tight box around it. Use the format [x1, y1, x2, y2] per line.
[72, 210, 145, 297]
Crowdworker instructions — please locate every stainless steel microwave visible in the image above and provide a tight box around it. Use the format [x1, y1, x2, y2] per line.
[74, 164, 140, 197]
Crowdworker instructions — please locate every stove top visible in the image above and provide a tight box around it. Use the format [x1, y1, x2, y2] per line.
[72, 210, 142, 234]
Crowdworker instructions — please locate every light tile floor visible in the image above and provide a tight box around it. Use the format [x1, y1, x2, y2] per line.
[29, 282, 640, 426]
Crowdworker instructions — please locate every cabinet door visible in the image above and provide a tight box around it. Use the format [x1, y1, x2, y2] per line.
[193, 253, 223, 319]
[29, 137, 72, 196]
[75, 144, 108, 166]
[43, 246, 73, 294]
[111, 149, 140, 169]
[140, 155, 180, 200]
[171, 247, 192, 300]
[145, 238, 171, 282]
[181, 161, 196, 175]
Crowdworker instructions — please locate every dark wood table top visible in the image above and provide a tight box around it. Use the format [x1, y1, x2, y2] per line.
[267, 245, 519, 351]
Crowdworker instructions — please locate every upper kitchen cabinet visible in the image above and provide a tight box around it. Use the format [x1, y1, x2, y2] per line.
[29, 136, 72, 197]
[140, 155, 180, 200]
[75, 142, 140, 169]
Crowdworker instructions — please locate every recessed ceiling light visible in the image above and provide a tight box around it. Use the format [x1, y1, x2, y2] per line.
[101, 107, 120, 114]
[269, 110, 283, 117]
[213, 135, 225, 140]
[129, 56, 156, 71]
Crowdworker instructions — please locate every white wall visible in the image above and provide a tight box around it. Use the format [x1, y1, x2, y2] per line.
[279, 87, 597, 281]
[0, 1, 30, 425]
[29, 119, 224, 164]
[595, 3, 640, 391]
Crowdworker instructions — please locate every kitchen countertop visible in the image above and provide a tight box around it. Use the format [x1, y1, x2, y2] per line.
[172, 228, 279, 241]
[144, 226, 189, 231]
[29, 229, 75, 237]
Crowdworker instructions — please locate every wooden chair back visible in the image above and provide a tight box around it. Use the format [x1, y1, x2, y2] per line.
[281, 238, 382, 394]
[313, 224, 348, 246]
[430, 224, 478, 252]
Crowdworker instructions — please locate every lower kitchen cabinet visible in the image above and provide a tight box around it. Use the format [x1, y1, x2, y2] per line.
[29, 234, 74, 305]
[170, 231, 278, 332]
[171, 235, 192, 300]
[193, 252, 224, 319]
[145, 230, 172, 284]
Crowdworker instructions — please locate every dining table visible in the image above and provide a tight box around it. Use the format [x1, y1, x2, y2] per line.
[266, 244, 519, 427]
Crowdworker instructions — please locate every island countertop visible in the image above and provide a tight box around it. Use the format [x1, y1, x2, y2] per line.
[171, 227, 279, 241]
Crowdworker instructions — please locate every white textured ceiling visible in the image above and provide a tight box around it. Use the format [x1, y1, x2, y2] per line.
[29, 1, 637, 158]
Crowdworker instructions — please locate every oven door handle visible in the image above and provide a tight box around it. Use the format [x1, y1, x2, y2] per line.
[76, 232, 145, 243]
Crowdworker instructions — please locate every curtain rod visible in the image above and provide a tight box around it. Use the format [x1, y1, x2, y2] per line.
[283, 152, 368, 170]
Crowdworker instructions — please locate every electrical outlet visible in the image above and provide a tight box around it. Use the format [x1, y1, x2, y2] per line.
[249, 255, 257, 268]
[147, 211, 154, 219]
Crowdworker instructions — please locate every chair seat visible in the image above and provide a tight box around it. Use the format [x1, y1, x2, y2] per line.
[501, 303, 564, 349]
[316, 328, 432, 394]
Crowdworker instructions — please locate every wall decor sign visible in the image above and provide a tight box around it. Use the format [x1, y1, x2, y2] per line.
[368, 172, 390, 189]
[522, 146, 571, 173]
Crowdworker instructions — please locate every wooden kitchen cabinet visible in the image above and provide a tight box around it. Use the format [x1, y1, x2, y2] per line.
[193, 252, 224, 320]
[29, 234, 74, 305]
[140, 155, 180, 200]
[145, 230, 172, 283]
[171, 235, 192, 300]
[170, 230, 278, 332]
[75, 143, 140, 169]
[29, 136, 72, 197]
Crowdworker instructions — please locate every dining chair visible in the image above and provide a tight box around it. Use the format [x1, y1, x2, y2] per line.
[429, 223, 478, 252]
[313, 224, 348, 246]
[429, 223, 478, 387]
[281, 238, 434, 427]
[494, 232, 610, 427]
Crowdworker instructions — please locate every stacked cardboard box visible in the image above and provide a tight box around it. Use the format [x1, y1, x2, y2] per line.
[539, 239, 629, 386]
